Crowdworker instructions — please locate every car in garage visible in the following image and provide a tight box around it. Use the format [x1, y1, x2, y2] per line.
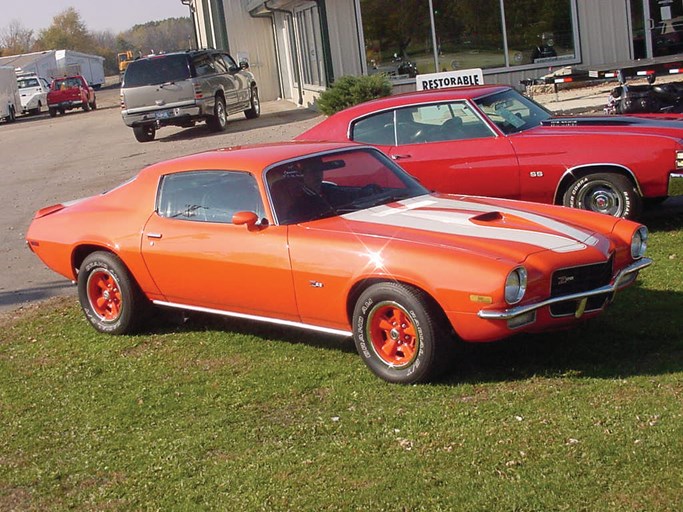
[25, 142, 651, 383]
[296, 85, 683, 219]
[120, 49, 260, 142]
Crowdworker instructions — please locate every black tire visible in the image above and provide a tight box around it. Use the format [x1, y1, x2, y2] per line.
[207, 95, 228, 132]
[563, 172, 641, 219]
[82, 101, 91, 112]
[91, 97, 97, 110]
[48, 107, 57, 118]
[58, 108, 65, 115]
[8, 106, 16, 123]
[352, 282, 451, 384]
[244, 85, 260, 119]
[77, 251, 146, 334]
[133, 125, 156, 142]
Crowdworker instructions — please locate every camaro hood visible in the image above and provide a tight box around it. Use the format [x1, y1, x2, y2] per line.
[326, 195, 611, 263]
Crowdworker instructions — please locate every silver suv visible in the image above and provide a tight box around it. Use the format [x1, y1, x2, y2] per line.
[120, 50, 260, 142]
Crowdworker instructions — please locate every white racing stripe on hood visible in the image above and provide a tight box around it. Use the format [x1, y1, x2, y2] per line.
[342, 196, 599, 253]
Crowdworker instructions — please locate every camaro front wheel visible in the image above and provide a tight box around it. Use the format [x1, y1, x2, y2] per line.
[563, 173, 641, 219]
[78, 251, 146, 334]
[352, 282, 451, 384]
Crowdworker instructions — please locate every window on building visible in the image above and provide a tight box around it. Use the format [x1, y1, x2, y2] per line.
[359, 0, 578, 78]
[295, 5, 326, 87]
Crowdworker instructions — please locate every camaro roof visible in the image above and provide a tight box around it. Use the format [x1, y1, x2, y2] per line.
[139, 141, 362, 177]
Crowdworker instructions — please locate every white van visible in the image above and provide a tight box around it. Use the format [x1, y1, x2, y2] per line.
[17, 73, 50, 115]
[0, 66, 21, 123]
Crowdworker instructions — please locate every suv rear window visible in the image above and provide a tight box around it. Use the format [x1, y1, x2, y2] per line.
[123, 54, 192, 88]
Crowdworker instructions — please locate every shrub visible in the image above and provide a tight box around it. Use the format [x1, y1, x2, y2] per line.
[316, 74, 392, 116]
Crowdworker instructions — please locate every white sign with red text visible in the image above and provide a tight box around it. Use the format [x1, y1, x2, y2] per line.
[416, 68, 484, 91]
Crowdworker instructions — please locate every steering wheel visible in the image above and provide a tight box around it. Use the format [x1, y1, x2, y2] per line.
[360, 183, 383, 197]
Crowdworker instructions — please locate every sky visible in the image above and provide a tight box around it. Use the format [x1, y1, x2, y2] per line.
[6, 0, 191, 34]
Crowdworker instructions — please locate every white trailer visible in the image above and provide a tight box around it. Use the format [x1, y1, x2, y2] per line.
[0, 66, 21, 123]
[0, 50, 106, 89]
[54, 50, 105, 88]
[0, 51, 57, 82]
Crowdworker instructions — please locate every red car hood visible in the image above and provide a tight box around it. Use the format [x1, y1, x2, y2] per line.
[312, 195, 613, 264]
[536, 115, 683, 138]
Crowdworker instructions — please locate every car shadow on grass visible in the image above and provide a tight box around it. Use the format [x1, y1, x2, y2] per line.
[442, 284, 683, 384]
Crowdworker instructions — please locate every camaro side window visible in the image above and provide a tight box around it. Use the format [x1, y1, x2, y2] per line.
[351, 111, 395, 145]
[157, 171, 263, 223]
[395, 102, 494, 145]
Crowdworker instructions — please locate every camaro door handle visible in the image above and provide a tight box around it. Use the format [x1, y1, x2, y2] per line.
[146, 233, 163, 239]
[391, 154, 412, 160]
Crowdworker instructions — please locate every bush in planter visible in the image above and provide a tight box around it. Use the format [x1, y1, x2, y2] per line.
[316, 74, 392, 116]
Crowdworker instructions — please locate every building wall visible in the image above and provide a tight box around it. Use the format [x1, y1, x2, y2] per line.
[576, 0, 631, 65]
[223, 1, 281, 101]
[324, 0, 363, 79]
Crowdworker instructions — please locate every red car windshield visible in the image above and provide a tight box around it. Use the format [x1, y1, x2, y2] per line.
[474, 89, 552, 134]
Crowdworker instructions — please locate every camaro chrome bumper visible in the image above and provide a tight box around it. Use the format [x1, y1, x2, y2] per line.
[478, 258, 652, 320]
[669, 172, 683, 196]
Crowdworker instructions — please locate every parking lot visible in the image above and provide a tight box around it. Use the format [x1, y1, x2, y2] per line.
[0, 85, 323, 313]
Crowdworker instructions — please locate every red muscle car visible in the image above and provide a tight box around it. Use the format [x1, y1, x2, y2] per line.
[26, 142, 651, 383]
[296, 85, 683, 219]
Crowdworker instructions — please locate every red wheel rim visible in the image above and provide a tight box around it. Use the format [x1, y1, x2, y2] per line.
[367, 301, 419, 367]
[86, 269, 122, 321]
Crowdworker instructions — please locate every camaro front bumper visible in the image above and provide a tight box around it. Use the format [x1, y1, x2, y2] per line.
[477, 258, 652, 321]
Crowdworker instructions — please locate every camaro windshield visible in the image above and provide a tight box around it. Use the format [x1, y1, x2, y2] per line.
[474, 89, 552, 135]
[266, 148, 429, 224]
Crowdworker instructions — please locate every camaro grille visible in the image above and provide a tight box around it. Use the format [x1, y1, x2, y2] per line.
[550, 256, 614, 316]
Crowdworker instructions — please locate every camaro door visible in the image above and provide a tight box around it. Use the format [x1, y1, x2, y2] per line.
[140, 170, 299, 320]
[353, 102, 521, 199]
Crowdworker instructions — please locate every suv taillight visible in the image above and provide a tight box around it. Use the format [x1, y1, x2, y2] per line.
[120, 93, 126, 110]
[194, 83, 203, 100]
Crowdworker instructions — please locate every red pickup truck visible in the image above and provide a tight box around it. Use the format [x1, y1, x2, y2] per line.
[47, 75, 97, 117]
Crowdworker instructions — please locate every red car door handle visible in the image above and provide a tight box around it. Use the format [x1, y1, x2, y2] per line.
[392, 154, 411, 160]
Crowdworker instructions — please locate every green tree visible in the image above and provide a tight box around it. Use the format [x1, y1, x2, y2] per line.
[34, 8, 96, 53]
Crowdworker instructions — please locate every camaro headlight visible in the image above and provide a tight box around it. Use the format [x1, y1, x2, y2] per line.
[631, 226, 648, 259]
[505, 267, 527, 305]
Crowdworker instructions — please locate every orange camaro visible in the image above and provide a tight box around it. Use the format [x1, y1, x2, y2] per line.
[26, 142, 652, 383]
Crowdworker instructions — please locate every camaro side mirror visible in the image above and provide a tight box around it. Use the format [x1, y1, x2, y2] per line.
[232, 211, 263, 230]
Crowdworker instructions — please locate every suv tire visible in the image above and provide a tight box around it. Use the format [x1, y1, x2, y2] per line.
[244, 85, 260, 119]
[207, 95, 228, 132]
[133, 125, 156, 142]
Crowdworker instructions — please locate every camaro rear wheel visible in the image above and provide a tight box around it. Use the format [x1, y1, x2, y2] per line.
[352, 282, 451, 384]
[563, 172, 641, 219]
[78, 252, 145, 334]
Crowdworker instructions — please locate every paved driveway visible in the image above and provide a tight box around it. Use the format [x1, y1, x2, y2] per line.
[0, 86, 323, 313]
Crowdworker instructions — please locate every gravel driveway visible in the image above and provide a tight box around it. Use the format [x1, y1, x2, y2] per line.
[0, 85, 324, 314]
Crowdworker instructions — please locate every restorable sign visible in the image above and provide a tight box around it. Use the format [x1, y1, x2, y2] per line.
[416, 68, 484, 91]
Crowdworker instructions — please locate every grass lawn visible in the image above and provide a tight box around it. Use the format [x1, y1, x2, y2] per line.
[1, 210, 682, 511]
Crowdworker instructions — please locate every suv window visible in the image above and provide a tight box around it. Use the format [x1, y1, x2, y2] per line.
[192, 53, 217, 77]
[123, 54, 192, 88]
[158, 171, 263, 223]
